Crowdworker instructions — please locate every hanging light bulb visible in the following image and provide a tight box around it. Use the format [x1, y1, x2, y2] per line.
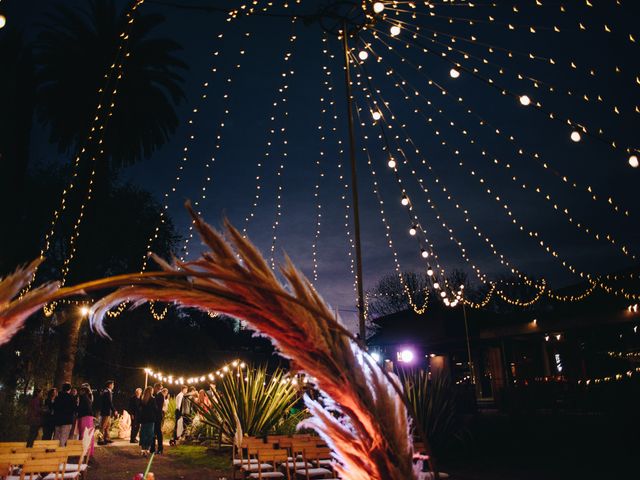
[440, 291, 447, 298]
[427, 268, 434, 276]
[519, 95, 531, 106]
[433, 282, 440, 289]
[451, 300, 458, 307]
[390, 25, 401, 36]
[421, 249, 429, 258]
[443, 298, 450, 306]
[373, 2, 385, 14]
[409, 226, 417, 236]
[372, 111, 382, 120]
[358, 50, 369, 61]
[570, 131, 581, 142]
[0, 15, 6, 29]
[629, 155, 639, 168]
[387, 158, 397, 168]
[401, 195, 409, 206]
[449, 68, 460, 79]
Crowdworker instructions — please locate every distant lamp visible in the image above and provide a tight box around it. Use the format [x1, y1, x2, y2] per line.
[449, 68, 460, 79]
[358, 50, 369, 61]
[629, 155, 639, 168]
[570, 131, 581, 142]
[79, 306, 90, 317]
[519, 95, 531, 106]
[373, 2, 385, 14]
[397, 349, 414, 363]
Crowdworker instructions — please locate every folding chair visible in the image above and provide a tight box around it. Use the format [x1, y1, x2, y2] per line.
[32, 441, 59, 449]
[234, 438, 273, 479]
[13, 454, 67, 480]
[278, 441, 316, 473]
[62, 431, 92, 477]
[247, 448, 291, 480]
[0, 453, 29, 478]
[296, 447, 335, 479]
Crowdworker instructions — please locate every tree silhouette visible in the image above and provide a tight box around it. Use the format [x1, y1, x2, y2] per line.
[33, 0, 187, 170]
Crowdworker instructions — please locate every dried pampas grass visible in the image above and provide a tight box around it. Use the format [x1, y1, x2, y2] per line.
[88, 204, 420, 480]
[0, 259, 60, 346]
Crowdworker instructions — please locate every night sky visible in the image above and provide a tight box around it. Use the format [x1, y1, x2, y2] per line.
[5, 0, 640, 331]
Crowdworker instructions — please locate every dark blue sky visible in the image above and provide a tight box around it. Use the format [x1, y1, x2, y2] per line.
[5, 0, 639, 330]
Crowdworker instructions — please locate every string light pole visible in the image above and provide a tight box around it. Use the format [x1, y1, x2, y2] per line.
[341, 19, 366, 340]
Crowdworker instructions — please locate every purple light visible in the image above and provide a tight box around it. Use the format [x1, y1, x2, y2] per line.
[397, 349, 415, 363]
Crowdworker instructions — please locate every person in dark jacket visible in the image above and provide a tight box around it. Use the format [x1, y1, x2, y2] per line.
[98, 380, 116, 445]
[138, 386, 156, 456]
[26, 388, 44, 447]
[77, 386, 95, 457]
[53, 383, 77, 446]
[150, 383, 164, 454]
[128, 388, 142, 444]
[42, 388, 57, 440]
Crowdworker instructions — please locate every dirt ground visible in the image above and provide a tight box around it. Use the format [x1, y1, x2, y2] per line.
[92, 440, 231, 480]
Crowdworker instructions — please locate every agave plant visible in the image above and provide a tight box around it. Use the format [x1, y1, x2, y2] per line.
[400, 369, 467, 455]
[191, 364, 303, 442]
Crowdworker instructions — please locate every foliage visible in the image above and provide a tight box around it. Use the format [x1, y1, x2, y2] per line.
[400, 369, 468, 455]
[0, 393, 28, 441]
[191, 365, 301, 442]
[162, 397, 176, 437]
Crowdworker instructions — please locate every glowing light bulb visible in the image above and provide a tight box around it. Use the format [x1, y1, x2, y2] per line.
[427, 269, 434, 276]
[409, 226, 417, 236]
[629, 155, 639, 168]
[401, 195, 409, 206]
[80, 306, 90, 316]
[373, 2, 385, 14]
[433, 282, 440, 289]
[451, 300, 458, 307]
[519, 95, 531, 106]
[371, 352, 381, 362]
[0, 15, 6, 29]
[358, 50, 368, 61]
[390, 25, 401, 36]
[570, 131, 581, 142]
[421, 249, 429, 258]
[449, 68, 460, 79]
[398, 349, 414, 363]
[372, 111, 382, 120]
[387, 158, 396, 168]
[443, 298, 450, 306]
[440, 291, 447, 298]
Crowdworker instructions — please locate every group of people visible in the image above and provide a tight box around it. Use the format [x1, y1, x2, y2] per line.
[25, 380, 119, 457]
[126, 383, 210, 456]
[26, 379, 217, 458]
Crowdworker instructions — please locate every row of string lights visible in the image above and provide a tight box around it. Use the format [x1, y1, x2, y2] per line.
[23, 0, 640, 320]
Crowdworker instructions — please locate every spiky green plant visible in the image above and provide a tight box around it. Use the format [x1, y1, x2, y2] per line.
[191, 364, 302, 442]
[400, 370, 467, 454]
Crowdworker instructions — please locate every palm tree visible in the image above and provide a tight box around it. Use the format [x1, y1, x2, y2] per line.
[33, 0, 187, 170]
[32, 0, 187, 385]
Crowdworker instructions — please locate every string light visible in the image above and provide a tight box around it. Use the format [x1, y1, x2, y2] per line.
[0, 14, 6, 29]
[629, 155, 639, 168]
[449, 68, 460, 79]
[373, 2, 385, 14]
[570, 130, 582, 142]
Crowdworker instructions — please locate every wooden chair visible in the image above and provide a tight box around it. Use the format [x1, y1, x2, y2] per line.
[61, 438, 90, 477]
[0, 453, 29, 478]
[296, 447, 335, 479]
[15, 454, 67, 480]
[0, 443, 26, 449]
[32, 440, 59, 449]
[278, 441, 316, 472]
[247, 448, 291, 480]
[234, 438, 272, 479]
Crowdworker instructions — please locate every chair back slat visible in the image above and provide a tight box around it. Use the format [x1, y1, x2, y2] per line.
[32, 440, 59, 448]
[0, 453, 29, 465]
[21, 454, 67, 479]
[0, 442, 26, 448]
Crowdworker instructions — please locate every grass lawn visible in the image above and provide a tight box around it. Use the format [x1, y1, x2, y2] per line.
[167, 445, 232, 470]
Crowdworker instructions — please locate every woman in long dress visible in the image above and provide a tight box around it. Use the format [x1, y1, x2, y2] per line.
[138, 387, 157, 457]
[76, 386, 95, 457]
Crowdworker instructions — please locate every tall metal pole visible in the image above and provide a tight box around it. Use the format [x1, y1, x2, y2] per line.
[462, 304, 475, 385]
[341, 23, 366, 341]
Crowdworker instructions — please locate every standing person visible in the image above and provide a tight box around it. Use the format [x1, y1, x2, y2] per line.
[69, 387, 79, 439]
[53, 383, 77, 446]
[98, 380, 116, 445]
[128, 388, 142, 444]
[76, 386, 95, 458]
[181, 387, 196, 431]
[173, 385, 187, 442]
[197, 389, 211, 412]
[138, 386, 156, 457]
[151, 383, 164, 454]
[42, 388, 57, 440]
[26, 388, 44, 447]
